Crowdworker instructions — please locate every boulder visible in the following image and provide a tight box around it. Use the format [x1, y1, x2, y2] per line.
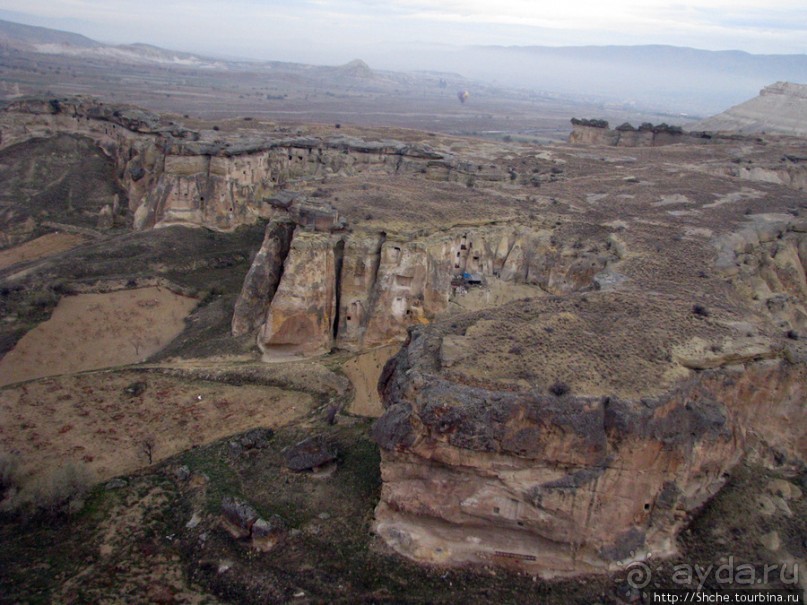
[284, 435, 338, 472]
[251, 515, 287, 552]
[220, 496, 259, 539]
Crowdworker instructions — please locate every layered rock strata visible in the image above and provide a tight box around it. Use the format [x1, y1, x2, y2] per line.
[0, 96, 542, 235]
[371, 292, 806, 576]
[235, 222, 617, 356]
[692, 82, 807, 137]
[367, 174, 807, 575]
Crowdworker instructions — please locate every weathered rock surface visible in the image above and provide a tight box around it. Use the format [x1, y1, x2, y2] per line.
[4, 96, 807, 583]
[372, 297, 806, 576]
[0, 96, 521, 235]
[221, 496, 260, 539]
[250, 515, 288, 552]
[284, 435, 338, 471]
[232, 219, 296, 337]
[716, 214, 807, 334]
[220, 496, 287, 552]
[256, 230, 341, 358]
[239, 221, 616, 356]
[692, 82, 807, 137]
[365, 132, 807, 576]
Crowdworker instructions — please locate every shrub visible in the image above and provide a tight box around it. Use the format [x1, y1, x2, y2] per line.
[570, 118, 609, 129]
[692, 304, 710, 317]
[549, 381, 570, 396]
[2, 462, 92, 517]
[0, 452, 20, 497]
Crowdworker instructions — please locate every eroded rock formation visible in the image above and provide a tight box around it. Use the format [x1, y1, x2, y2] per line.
[692, 82, 807, 137]
[4, 96, 807, 583]
[0, 96, 530, 237]
[236, 220, 617, 356]
[569, 118, 686, 147]
[372, 312, 805, 575]
[257, 230, 341, 358]
[717, 214, 807, 334]
[366, 138, 807, 576]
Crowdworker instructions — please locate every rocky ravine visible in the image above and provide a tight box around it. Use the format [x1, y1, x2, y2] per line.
[2, 96, 807, 581]
[233, 218, 616, 356]
[0, 96, 555, 236]
[368, 166, 807, 574]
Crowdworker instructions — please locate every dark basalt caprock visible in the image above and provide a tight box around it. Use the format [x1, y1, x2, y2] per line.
[371, 288, 807, 576]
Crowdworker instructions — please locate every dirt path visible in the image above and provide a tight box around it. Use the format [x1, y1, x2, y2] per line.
[0, 370, 315, 483]
[0, 287, 198, 386]
[342, 344, 399, 417]
[0, 232, 87, 270]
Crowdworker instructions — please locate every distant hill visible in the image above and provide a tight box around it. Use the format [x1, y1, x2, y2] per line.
[421, 44, 807, 115]
[4, 17, 806, 119]
[336, 59, 375, 79]
[0, 19, 221, 67]
[689, 81, 807, 136]
[0, 18, 99, 50]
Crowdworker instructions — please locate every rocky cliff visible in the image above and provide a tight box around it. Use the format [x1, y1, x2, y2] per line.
[372, 310, 804, 576]
[232, 218, 617, 356]
[3, 96, 807, 581]
[366, 141, 807, 575]
[692, 82, 807, 137]
[0, 96, 541, 237]
[568, 118, 687, 147]
[371, 231, 807, 575]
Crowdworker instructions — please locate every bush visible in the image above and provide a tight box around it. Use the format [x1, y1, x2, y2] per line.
[549, 381, 570, 396]
[692, 304, 710, 317]
[1, 462, 92, 517]
[0, 452, 20, 497]
[570, 118, 609, 129]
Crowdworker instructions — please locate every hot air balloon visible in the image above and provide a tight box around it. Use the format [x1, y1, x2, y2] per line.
[457, 90, 469, 104]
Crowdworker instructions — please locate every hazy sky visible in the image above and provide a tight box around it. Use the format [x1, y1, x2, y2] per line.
[1, 0, 805, 66]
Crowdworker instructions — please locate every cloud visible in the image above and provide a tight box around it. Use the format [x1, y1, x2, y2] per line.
[0, 0, 804, 58]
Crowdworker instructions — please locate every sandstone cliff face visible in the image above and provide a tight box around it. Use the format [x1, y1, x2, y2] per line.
[371, 305, 806, 576]
[0, 97, 619, 359]
[691, 81, 807, 137]
[717, 215, 807, 333]
[367, 186, 807, 576]
[237, 221, 617, 356]
[569, 122, 686, 147]
[1, 97, 522, 234]
[257, 230, 341, 358]
[232, 219, 296, 338]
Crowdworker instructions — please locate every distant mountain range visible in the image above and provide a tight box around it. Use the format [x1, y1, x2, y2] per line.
[0, 19, 225, 68]
[0, 18, 100, 49]
[421, 44, 807, 115]
[1, 18, 806, 118]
